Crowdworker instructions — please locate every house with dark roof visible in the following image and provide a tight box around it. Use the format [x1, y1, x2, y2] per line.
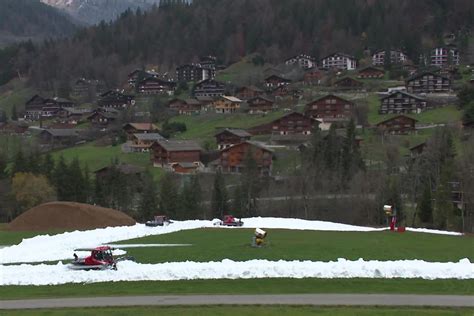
[215, 128, 252, 150]
[192, 79, 226, 98]
[247, 95, 275, 114]
[151, 139, 203, 168]
[304, 95, 355, 122]
[405, 72, 451, 93]
[236, 86, 264, 100]
[379, 91, 428, 114]
[357, 67, 385, 79]
[98, 90, 135, 109]
[137, 77, 176, 95]
[218, 141, 273, 176]
[168, 98, 203, 115]
[24, 95, 75, 120]
[333, 77, 364, 89]
[375, 115, 418, 134]
[38, 128, 80, 147]
[264, 75, 291, 89]
[94, 163, 145, 180]
[87, 108, 119, 126]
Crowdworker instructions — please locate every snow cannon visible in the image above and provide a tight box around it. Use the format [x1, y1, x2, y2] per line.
[252, 228, 267, 247]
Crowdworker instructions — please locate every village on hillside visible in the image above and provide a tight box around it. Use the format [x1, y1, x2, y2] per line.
[1, 37, 474, 232]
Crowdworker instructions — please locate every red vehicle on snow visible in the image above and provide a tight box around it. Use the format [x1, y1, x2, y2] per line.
[69, 246, 133, 270]
[220, 215, 244, 227]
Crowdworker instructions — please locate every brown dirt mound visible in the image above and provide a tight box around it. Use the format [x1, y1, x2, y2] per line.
[8, 202, 136, 231]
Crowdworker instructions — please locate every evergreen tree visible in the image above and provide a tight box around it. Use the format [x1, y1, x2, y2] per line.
[231, 185, 245, 218]
[53, 155, 69, 201]
[0, 109, 6, 123]
[417, 182, 433, 223]
[159, 173, 179, 218]
[323, 124, 339, 172]
[211, 170, 229, 219]
[94, 175, 106, 206]
[240, 148, 261, 217]
[83, 164, 92, 203]
[11, 149, 27, 176]
[27, 151, 41, 175]
[0, 152, 6, 179]
[68, 158, 86, 202]
[138, 172, 159, 221]
[41, 152, 55, 180]
[11, 105, 18, 121]
[383, 48, 392, 70]
[178, 176, 202, 220]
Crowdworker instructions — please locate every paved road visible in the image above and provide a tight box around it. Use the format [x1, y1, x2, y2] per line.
[1, 294, 474, 309]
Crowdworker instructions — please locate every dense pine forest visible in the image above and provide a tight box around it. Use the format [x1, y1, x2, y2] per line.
[1, 0, 473, 89]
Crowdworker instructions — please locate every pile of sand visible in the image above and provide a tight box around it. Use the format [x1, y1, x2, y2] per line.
[8, 202, 136, 231]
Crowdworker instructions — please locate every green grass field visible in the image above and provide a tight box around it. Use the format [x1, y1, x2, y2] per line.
[50, 142, 164, 179]
[170, 111, 284, 145]
[118, 228, 473, 263]
[0, 79, 37, 116]
[1, 228, 473, 300]
[1, 278, 473, 300]
[3, 306, 474, 316]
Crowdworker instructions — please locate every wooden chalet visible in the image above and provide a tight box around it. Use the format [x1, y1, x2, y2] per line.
[247, 95, 275, 114]
[137, 77, 176, 95]
[127, 69, 161, 87]
[271, 85, 302, 100]
[333, 77, 364, 89]
[24, 95, 75, 120]
[168, 98, 203, 115]
[321, 53, 357, 70]
[215, 128, 252, 150]
[379, 91, 428, 114]
[236, 86, 264, 100]
[269, 112, 318, 135]
[87, 108, 119, 126]
[123, 123, 159, 140]
[375, 115, 418, 134]
[57, 107, 90, 124]
[192, 79, 225, 98]
[98, 90, 135, 109]
[304, 95, 355, 122]
[130, 133, 165, 152]
[409, 142, 427, 158]
[303, 69, 324, 85]
[39, 128, 80, 147]
[357, 67, 385, 79]
[94, 164, 145, 180]
[213, 96, 242, 114]
[218, 141, 273, 176]
[170, 162, 201, 174]
[264, 75, 291, 89]
[72, 78, 103, 98]
[405, 72, 451, 93]
[151, 139, 202, 168]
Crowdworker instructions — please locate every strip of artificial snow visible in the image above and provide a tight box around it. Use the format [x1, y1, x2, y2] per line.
[0, 217, 462, 264]
[1, 258, 472, 286]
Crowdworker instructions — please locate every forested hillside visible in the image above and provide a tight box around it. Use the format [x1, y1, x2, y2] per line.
[0, 0, 78, 47]
[41, 0, 162, 25]
[3, 0, 474, 89]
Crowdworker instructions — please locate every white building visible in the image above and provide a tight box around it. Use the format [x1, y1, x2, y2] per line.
[285, 54, 316, 69]
[321, 53, 357, 70]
